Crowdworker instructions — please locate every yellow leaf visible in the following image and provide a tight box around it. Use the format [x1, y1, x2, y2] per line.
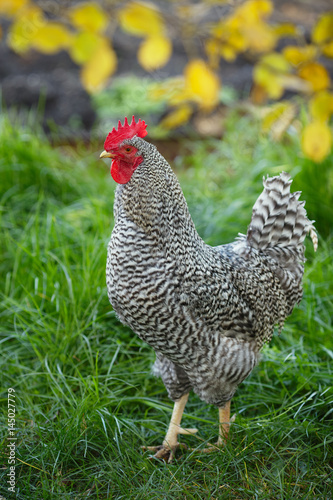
[81, 38, 117, 93]
[323, 40, 333, 58]
[69, 2, 108, 33]
[242, 21, 276, 53]
[309, 91, 333, 122]
[283, 45, 317, 65]
[253, 53, 290, 99]
[262, 102, 286, 131]
[138, 35, 172, 71]
[226, 24, 248, 52]
[32, 22, 72, 54]
[118, 2, 164, 37]
[160, 105, 193, 129]
[230, 1, 277, 54]
[69, 31, 101, 64]
[273, 23, 298, 38]
[184, 59, 220, 110]
[312, 12, 333, 44]
[7, 5, 44, 54]
[261, 101, 296, 140]
[298, 62, 330, 92]
[150, 77, 190, 106]
[235, 0, 273, 23]
[219, 43, 238, 62]
[150, 77, 182, 101]
[302, 121, 332, 162]
[259, 52, 290, 72]
[0, 0, 29, 17]
[208, 18, 248, 63]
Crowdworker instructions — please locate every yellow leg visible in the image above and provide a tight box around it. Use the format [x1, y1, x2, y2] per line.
[142, 393, 197, 462]
[217, 400, 231, 446]
[199, 400, 234, 453]
[163, 393, 198, 449]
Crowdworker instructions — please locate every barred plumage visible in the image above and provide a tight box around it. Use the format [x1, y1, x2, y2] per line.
[102, 122, 316, 458]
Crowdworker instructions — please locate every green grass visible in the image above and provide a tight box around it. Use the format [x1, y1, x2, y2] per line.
[0, 112, 332, 500]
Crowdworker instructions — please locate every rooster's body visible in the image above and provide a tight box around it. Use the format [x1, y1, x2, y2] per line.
[101, 118, 317, 460]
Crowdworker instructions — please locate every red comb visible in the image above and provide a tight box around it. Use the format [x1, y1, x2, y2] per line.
[104, 116, 147, 150]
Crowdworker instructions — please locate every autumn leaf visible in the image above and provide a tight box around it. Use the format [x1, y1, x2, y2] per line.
[207, 18, 247, 63]
[261, 101, 296, 140]
[7, 4, 44, 53]
[81, 38, 117, 93]
[0, 0, 28, 17]
[235, 0, 273, 23]
[253, 53, 290, 99]
[150, 77, 190, 106]
[218, 42, 240, 62]
[138, 35, 172, 71]
[152, 64, 219, 109]
[32, 22, 72, 54]
[241, 21, 276, 53]
[283, 45, 317, 66]
[273, 23, 298, 38]
[312, 12, 333, 45]
[323, 40, 333, 58]
[69, 32, 102, 64]
[119, 2, 164, 37]
[160, 105, 193, 129]
[309, 91, 333, 122]
[209, 2, 276, 61]
[185, 59, 220, 110]
[298, 62, 330, 92]
[69, 2, 108, 33]
[302, 121, 332, 162]
[230, 0, 276, 54]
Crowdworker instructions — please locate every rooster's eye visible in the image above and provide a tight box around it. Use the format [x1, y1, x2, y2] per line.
[124, 147, 132, 153]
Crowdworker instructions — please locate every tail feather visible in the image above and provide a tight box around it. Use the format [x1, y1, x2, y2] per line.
[247, 172, 317, 253]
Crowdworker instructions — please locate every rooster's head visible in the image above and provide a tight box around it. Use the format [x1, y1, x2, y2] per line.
[100, 116, 148, 184]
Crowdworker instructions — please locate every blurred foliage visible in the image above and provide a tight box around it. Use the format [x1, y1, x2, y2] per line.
[0, 0, 333, 162]
[92, 76, 165, 122]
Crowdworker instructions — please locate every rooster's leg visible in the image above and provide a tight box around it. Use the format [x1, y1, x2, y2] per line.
[142, 393, 198, 462]
[198, 400, 234, 453]
[217, 400, 231, 446]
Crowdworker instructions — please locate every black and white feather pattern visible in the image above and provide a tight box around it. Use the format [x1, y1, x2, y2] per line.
[106, 137, 317, 407]
[247, 172, 317, 252]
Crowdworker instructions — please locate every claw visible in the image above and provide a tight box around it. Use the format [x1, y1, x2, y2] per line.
[141, 443, 188, 462]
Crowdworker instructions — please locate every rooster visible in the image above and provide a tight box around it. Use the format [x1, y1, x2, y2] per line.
[100, 116, 317, 461]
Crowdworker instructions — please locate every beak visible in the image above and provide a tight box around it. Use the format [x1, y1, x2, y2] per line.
[100, 150, 116, 159]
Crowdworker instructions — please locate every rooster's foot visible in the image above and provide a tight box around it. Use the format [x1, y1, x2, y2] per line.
[191, 411, 236, 454]
[142, 425, 197, 462]
[142, 394, 198, 462]
[141, 442, 188, 462]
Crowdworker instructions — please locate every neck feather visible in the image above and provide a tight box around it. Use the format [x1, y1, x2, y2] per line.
[114, 145, 201, 252]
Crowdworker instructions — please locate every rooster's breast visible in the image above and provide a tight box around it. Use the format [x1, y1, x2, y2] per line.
[106, 218, 182, 347]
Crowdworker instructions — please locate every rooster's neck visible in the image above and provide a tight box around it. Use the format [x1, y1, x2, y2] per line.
[114, 146, 203, 255]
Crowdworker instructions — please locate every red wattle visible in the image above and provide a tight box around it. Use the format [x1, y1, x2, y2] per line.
[110, 157, 143, 184]
[111, 160, 134, 184]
